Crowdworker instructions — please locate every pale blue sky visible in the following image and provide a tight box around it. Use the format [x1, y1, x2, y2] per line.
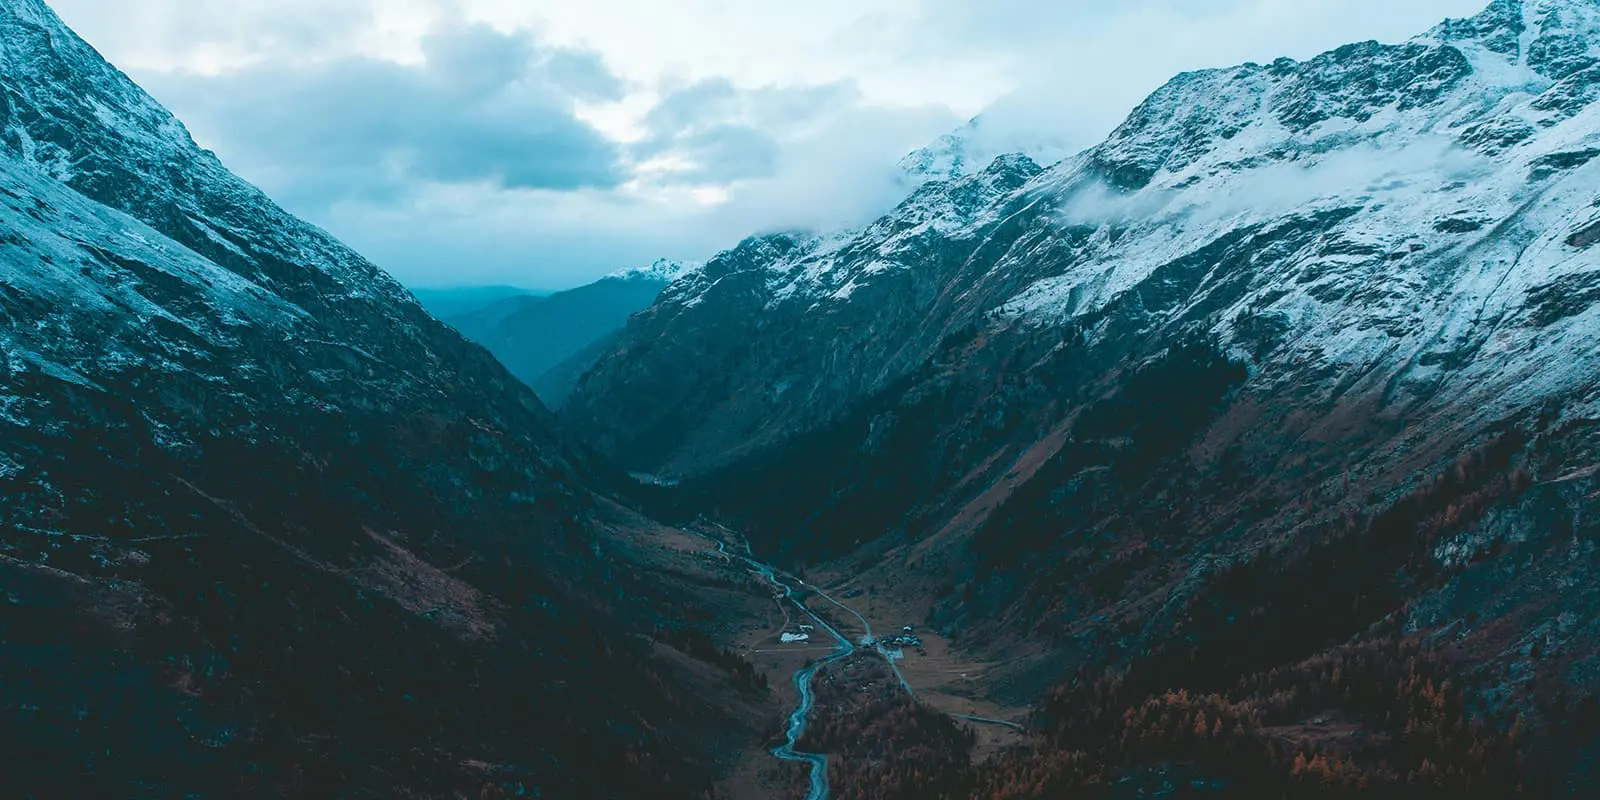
[50, 0, 1487, 289]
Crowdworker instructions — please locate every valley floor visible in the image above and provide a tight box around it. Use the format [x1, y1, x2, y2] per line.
[598, 505, 1037, 799]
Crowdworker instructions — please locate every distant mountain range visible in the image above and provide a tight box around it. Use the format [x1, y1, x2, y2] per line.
[439, 258, 700, 405]
[409, 284, 549, 319]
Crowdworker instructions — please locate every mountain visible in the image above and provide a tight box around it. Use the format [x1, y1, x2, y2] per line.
[563, 155, 1045, 473]
[446, 258, 699, 405]
[409, 284, 547, 319]
[0, 2, 736, 797]
[567, 0, 1600, 792]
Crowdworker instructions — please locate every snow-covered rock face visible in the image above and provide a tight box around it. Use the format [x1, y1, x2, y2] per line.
[1430, 0, 1600, 78]
[995, 0, 1600, 419]
[567, 0, 1600, 480]
[0, 0, 401, 303]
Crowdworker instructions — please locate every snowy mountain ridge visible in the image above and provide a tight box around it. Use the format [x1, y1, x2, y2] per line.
[990, 0, 1600, 418]
[655, 0, 1600, 347]
[0, 156, 301, 403]
[567, 0, 1600, 477]
[0, 0, 402, 303]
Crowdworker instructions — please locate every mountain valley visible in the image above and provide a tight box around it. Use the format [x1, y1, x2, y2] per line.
[5, 0, 1600, 797]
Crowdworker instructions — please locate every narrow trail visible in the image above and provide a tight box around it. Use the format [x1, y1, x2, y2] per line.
[949, 713, 1027, 731]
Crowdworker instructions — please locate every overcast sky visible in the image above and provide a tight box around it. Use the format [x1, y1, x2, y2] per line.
[51, 0, 1485, 290]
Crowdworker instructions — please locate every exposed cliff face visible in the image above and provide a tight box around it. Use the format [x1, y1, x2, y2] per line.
[568, 0, 1600, 783]
[0, 2, 721, 796]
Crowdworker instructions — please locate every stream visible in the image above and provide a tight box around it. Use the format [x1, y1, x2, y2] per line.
[694, 530, 1023, 799]
[698, 534, 854, 800]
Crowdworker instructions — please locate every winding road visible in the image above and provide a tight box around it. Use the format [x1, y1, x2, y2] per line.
[949, 713, 1027, 731]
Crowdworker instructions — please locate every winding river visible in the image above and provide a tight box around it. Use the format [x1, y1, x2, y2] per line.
[699, 534, 854, 800]
[694, 530, 1024, 798]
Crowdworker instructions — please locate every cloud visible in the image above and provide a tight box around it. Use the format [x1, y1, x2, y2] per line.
[319, 87, 959, 289]
[642, 78, 741, 134]
[630, 79, 872, 186]
[642, 125, 783, 184]
[77, 3, 956, 287]
[1054, 134, 1495, 231]
[696, 102, 960, 234]
[420, 22, 535, 95]
[908, 0, 1489, 152]
[48, 0, 388, 72]
[140, 23, 624, 211]
[543, 50, 627, 102]
[46, 0, 1495, 290]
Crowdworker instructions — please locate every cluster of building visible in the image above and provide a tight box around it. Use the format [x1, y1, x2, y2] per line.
[882, 625, 923, 649]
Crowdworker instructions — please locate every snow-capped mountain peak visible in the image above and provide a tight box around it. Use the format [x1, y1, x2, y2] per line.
[607, 257, 703, 283]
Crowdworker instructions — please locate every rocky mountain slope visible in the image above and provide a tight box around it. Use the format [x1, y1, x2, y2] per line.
[447, 259, 698, 405]
[570, 0, 1600, 504]
[563, 154, 1047, 473]
[568, 0, 1600, 791]
[0, 2, 733, 797]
